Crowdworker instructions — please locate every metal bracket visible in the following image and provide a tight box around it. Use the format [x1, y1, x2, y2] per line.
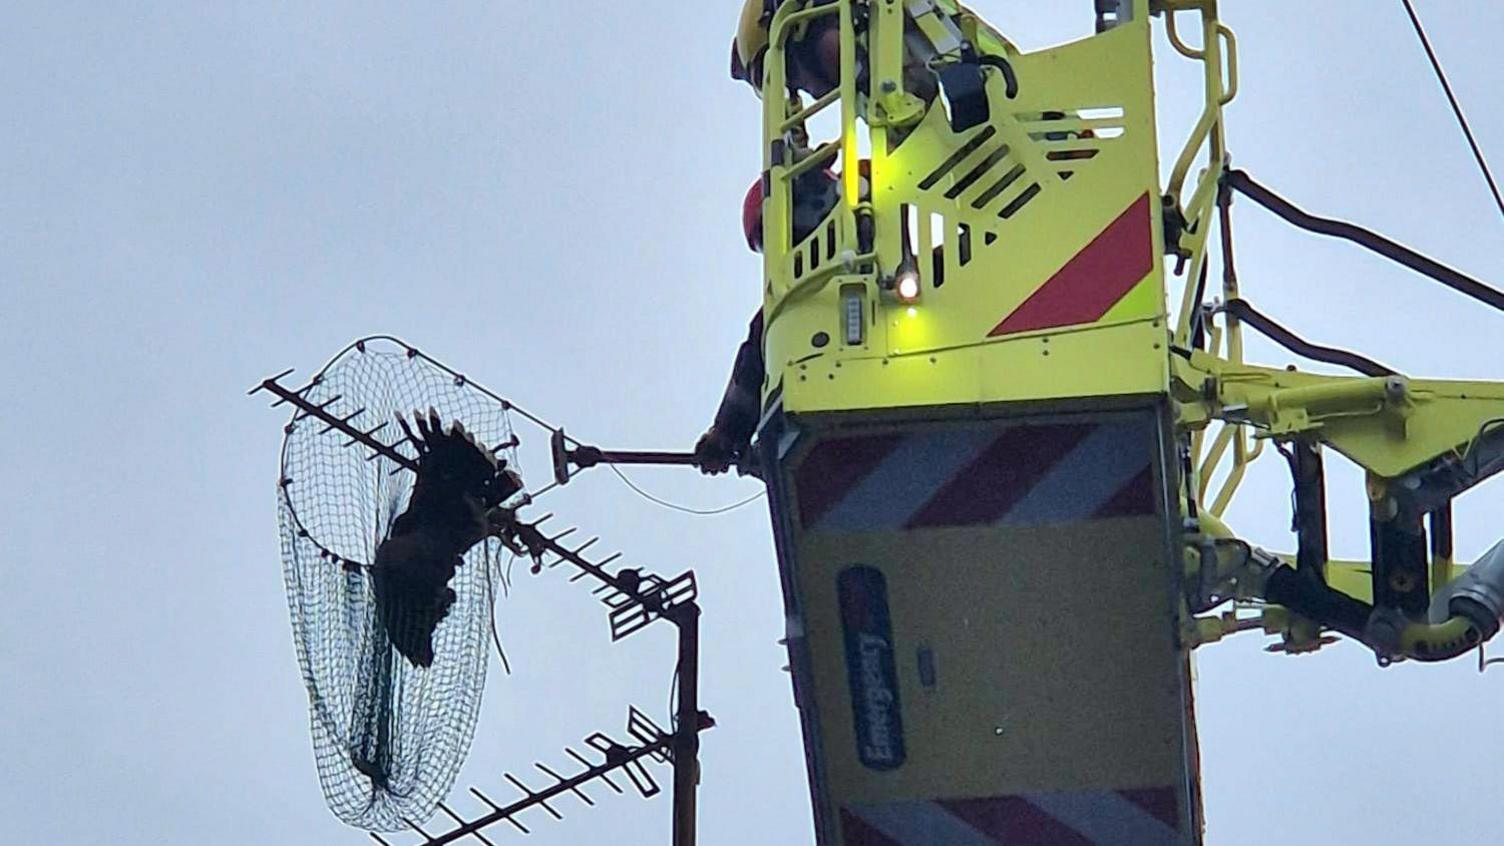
[550, 428, 701, 486]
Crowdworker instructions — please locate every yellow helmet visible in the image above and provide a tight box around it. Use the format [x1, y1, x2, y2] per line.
[734, 0, 774, 70]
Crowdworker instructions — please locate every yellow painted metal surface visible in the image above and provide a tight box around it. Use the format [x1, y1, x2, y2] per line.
[765, 406, 1202, 845]
[749, 3, 1208, 843]
[775, 313, 1169, 413]
[759, 0, 1169, 415]
[1174, 350, 1504, 479]
[798, 524, 1192, 788]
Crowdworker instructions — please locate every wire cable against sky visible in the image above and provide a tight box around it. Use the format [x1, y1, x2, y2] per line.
[608, 464, 767, 515]
[1400, 0, 1504, 222]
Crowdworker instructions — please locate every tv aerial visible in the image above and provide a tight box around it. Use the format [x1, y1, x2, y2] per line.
[253, 336, 717, 845]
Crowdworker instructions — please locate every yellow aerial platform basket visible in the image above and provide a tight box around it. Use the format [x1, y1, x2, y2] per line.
[754, 2, 1202, 843]
[761, 2, 1168, 413]
[750, 2, 1504, 843]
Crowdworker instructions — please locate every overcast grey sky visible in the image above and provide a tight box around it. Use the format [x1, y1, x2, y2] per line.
[3, 2, 1502, 844]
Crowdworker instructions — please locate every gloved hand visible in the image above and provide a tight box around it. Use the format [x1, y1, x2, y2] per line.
[694, 426, 737, 475]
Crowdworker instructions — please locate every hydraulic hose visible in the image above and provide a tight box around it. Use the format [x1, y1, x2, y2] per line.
[1264, 563, 1497, 662]
[1205, 514, 1504, 662]
[1223, 169, 1504, 314]
[1397, 610, 1491, 663]
[1405, 541, 1504, 661]
[1263, 565, 1371, 643]
[1221, 298, 1396, 378]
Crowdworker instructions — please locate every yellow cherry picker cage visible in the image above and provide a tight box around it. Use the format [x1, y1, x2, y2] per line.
[749, 2, 1504, 845]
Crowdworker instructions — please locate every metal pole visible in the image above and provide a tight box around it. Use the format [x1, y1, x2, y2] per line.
[670, 602, 701, 846]
[1290, 440, 1328, 584]
[594, 450, 702, 467]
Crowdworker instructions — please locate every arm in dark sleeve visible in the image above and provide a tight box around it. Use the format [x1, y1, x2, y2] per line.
[712, 310, 765, 452]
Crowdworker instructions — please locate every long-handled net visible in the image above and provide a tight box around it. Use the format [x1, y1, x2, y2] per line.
[274, 338, 520, 831]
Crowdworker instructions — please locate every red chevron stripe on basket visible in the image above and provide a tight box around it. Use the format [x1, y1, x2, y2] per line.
[988, 193, 1155, 337]
[840, 786, 1183, 846]
[794, 417, 1157, 533]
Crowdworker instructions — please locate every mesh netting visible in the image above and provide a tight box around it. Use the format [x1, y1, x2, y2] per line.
[276, 338, 520, 831]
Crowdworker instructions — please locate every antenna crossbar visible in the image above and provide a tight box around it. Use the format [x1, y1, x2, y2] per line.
[502, 515, 698, 641]
[377, 719, 676, 846]
[250, 371, 417, 471]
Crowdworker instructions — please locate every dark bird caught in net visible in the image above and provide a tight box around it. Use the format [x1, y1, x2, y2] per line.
[276, 338, 522, 831]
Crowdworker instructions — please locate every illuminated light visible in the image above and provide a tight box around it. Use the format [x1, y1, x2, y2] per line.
[906, 307, 917, 318]
[895, 271, 921, 303]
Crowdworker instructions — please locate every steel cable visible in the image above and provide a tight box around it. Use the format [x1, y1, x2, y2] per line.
[1399, 0, 1504, 222]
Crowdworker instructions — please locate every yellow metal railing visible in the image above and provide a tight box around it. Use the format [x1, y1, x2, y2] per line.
[1156, 0, 1257, 514]
[1165, 0, 1237, 346]
[762, 1, 864, 278]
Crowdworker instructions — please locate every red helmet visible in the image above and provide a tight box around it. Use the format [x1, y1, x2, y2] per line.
[742, 178, 764, 252]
